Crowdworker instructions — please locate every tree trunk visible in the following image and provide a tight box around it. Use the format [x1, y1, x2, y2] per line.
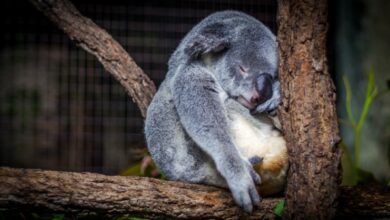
[1, 167, 389, 219]
[277, 0, 342, 219]
[29, 0, 156, 118]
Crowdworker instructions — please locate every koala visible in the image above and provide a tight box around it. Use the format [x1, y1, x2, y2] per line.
[145, 11, 288, 213]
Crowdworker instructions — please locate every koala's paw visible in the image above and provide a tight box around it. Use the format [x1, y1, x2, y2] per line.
[227, 161, 262, 213]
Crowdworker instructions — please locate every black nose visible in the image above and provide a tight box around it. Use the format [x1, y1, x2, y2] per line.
[254, 74, 273, 105]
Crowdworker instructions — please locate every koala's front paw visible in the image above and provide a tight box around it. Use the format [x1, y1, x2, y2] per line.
[227, 161, 261, 213]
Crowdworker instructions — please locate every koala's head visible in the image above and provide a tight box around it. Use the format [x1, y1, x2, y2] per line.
[184, 13, 280, 115]
[214, 38, 279, 115]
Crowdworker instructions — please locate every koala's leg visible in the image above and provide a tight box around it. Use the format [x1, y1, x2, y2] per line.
[171, 64, 261, 212]
[145, 81, 227, 188]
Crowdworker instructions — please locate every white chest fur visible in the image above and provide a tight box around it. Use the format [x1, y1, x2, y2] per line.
[230, 113, 285, 161]
[229, 112, 288, 195]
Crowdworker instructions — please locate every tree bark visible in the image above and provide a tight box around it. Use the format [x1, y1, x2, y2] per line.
[277, 0, 342, 219]
[1, 167, 389, 219]
[0, 167, 279, 220]
[29, 0, 156, 118]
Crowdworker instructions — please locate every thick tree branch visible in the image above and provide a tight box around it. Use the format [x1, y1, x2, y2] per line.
[29, 0, 156, 117]
[1, 167, 389, 219]
[0, 167, 279, 219]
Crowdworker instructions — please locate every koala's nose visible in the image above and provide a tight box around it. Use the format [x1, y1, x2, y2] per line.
[253, 74, 273, 105]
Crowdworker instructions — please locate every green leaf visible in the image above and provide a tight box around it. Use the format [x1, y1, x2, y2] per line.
[51, 214, 65, 220]
[340, 69, 385, 186]
[120, 164, 142, 176]
[356, 167, 376, 184]
[274, 200, 285, 217]
[340, 141, 357, 186]
[31, 213, 41, 220]
[342, 76, 356, 126]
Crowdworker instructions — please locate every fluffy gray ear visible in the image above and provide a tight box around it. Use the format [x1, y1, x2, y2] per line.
[184, 22, 230, 59]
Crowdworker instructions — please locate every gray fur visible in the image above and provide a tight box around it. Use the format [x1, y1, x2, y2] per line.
[145, 11, 279, 213]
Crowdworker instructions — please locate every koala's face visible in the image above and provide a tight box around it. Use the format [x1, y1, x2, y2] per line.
[212, 40, 280, 115]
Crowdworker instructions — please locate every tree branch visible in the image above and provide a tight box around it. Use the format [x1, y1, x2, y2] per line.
[0, 167, 278, 219]
[1, 167, 389, 219]
[29, 0, 156, 118]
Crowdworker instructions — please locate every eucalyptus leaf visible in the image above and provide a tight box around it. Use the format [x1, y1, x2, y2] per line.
[274, 200, 285, 217]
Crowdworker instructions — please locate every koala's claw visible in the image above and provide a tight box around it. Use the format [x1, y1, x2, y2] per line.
[249, 185, 261, 206]
[231, 180, 261, 213]
[250, 168, 262, 185]
[228, 160, 262, 213]
[245, 158, 262, 185]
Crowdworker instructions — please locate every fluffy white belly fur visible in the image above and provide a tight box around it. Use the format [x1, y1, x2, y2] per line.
[230, 113, 288, 195]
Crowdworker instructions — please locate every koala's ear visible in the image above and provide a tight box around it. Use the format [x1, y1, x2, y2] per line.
[184, 22, 230, 59]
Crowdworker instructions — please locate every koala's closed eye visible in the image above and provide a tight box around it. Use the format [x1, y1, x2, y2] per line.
[239, 65, 249, 77]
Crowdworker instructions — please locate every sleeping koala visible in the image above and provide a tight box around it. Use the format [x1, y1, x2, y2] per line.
[145, 11, 288, 213]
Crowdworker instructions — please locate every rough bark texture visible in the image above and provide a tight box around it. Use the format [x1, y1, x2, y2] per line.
[277, 0, 342, 219]
[337, 185, 390, 218]
[1, 168, 389, 219]
[0, 167, 279, 220]
[29, 0, 156, 118]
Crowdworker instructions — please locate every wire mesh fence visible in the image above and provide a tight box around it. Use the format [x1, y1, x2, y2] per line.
[0, 0, 277, 174]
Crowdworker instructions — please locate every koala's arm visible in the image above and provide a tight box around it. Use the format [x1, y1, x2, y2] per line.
[171, 64, 261, 212]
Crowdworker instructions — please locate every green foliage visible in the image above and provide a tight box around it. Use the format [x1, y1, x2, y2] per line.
[121, 153, 166, 179]
[120, 163, 142, 176]
[274, 200, 285, 217]
[341, 68, 389, 185]
[51, 214, 65, 220]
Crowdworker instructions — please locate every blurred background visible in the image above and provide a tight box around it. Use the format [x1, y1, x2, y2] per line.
[0, 0, 388, 183]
